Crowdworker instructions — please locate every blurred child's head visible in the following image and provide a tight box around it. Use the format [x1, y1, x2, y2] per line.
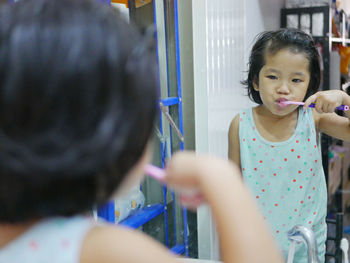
[243, 28, 321, 106]
[0, 0, 158, 223]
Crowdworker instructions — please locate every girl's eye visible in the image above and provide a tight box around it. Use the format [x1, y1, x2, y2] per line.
[267, 75, 277, 80]
[292, 79, 303, 83]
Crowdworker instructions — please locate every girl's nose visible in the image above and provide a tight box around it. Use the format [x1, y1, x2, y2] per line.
[276, 83, 290, 95]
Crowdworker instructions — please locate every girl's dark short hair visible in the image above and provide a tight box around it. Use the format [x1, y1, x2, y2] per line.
[242, 28, 321, 104]
[0, 0, 158, 222]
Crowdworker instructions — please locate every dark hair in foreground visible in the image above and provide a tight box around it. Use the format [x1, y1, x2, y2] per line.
[0, 0, 158, 222]
[242, 28, 321, 104]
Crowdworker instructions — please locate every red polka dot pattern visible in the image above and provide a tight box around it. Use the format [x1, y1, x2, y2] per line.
[238, 107, 327, 256]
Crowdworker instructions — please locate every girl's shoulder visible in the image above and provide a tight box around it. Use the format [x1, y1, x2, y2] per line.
[80, 225, 178, 263]
[229, 107, 254, 127]
[228, 107, 255, 138]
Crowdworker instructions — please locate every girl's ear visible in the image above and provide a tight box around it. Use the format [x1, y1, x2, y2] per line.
[253, 78, 259, 92]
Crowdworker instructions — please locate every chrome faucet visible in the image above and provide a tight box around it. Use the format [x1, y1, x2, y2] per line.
[287, 225, 320, 263]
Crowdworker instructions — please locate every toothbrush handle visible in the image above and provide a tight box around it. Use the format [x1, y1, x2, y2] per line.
[335, 105, 350, 111]
[308, 103, 349, 111]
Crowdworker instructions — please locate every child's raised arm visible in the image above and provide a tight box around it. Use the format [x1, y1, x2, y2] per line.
[165, 152, 283, 263]
[304, 90, 350, 142]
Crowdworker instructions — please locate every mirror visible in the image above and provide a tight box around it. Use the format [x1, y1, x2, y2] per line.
[111, 0, 350, 262]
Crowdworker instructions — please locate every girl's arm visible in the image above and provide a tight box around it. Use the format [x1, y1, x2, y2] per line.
[228, 114, 241, 168]
[305, 90, 350, 142]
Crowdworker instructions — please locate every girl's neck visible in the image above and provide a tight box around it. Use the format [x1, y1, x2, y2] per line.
[253, 105, 299, 142]
[0, 220, 39, 248]
[255, 104, 298, 123]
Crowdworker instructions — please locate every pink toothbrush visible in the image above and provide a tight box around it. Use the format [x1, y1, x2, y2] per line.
[282, 101, 349, 111]
[144, 164, 166, 182]
[145, 164, 206, 206]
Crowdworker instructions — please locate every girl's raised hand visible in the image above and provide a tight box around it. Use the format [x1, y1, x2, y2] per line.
[164, 151, 239, 210]
[304, 90, 348, 113]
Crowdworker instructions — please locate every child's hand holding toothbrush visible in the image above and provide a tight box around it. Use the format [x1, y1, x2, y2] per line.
[304, 90, 350, 113]
[145, 152, 239, 210]
[163, 152, 239, 210]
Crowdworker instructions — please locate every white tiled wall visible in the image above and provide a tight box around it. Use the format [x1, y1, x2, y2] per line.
[193, 0, 248, 259]
[206, 0, 249, 158]
[193, 0, 253, 159]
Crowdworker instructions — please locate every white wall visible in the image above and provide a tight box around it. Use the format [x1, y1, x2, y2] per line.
[340, 0, 350, 14]
[192, 0, 247, 258]
[245, 0, 286, 64]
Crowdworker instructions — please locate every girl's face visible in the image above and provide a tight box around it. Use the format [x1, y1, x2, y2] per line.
[253, 48, 311, 116]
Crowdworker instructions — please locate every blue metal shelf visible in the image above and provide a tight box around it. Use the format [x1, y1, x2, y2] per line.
[97, 201, 115, 222]
[171, 244, 186, 255]
[119, 203, 165, 229]
[160, 97, 179, 106]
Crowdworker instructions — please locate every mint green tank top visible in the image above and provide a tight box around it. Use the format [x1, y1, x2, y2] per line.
[0, 216, 95, 263]
[239, 107, 327, 263]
